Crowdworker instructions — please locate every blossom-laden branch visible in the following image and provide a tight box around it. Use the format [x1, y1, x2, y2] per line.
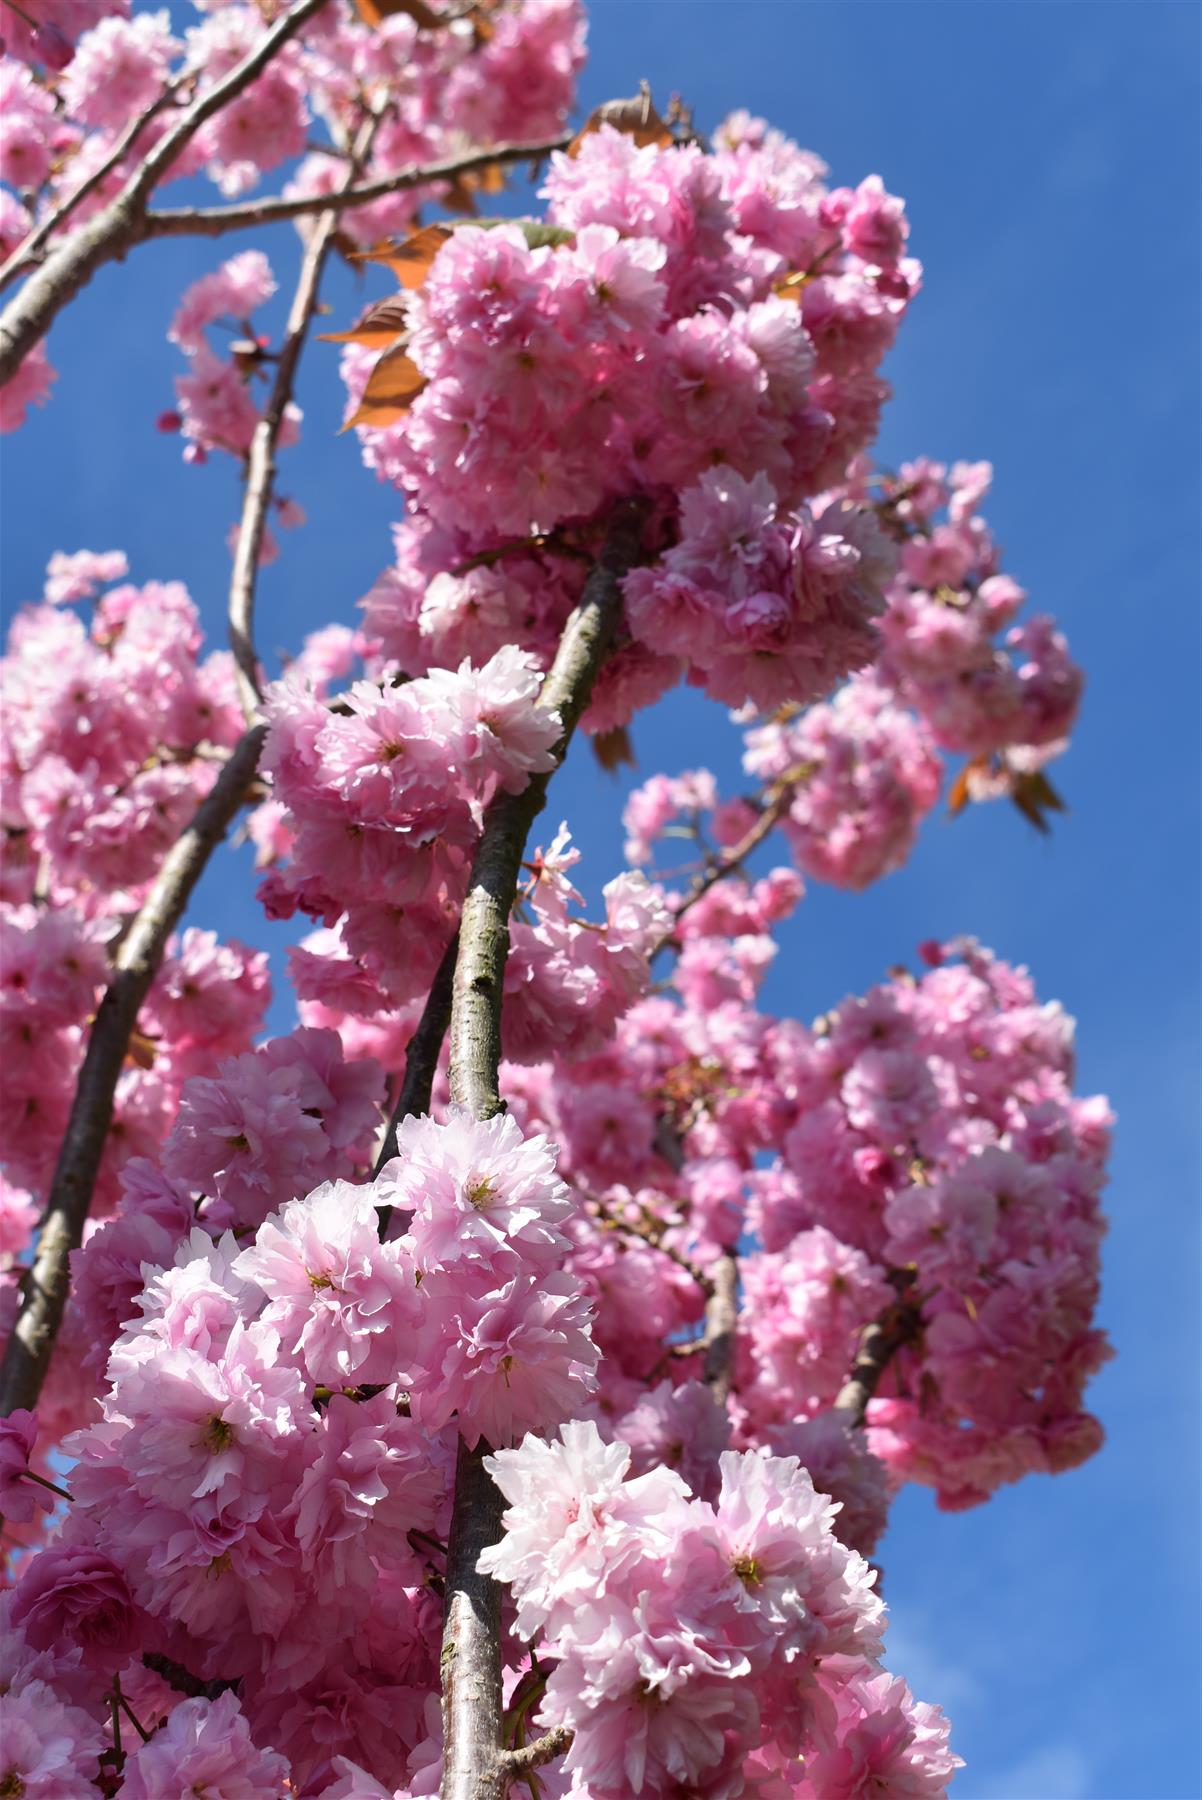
[834, 1272, 922, 1431]
[0, 85, 182, 296]
[0, 723, 266, 1418]
[229, 108, 384, 721]
[0, 0, 330, 386]
[439, 504, 645, 1800]
[448, 502, 647, 1122]
[143, 133, 574, 238]
[652, 776, 797, 960]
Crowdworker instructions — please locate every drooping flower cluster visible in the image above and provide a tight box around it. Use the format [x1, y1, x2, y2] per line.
[488, 935, 1111, 1519]
[257, 645, 562, 1011]
[163, 249, 305, 494]
[742, 671, 943, 889]
[348, 116, 918, 723]
[481, 1422, 959, 1797]
[0, 555, 275, 1240]
[1, 555, 243, 909]
[2, 1111, 596, 1794]
[876, 458, 1083, 778]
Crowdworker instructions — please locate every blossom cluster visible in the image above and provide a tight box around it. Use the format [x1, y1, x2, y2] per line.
[489, 936, 1111, 1518]
[348, 116, 918, 727]
[481, 1422, 960, 1796]
[876, 458, 1083, 777]
[3, 1111, 600, 1796]
[256, 645, 562, 1013]
[0, 11, 1109, 1795]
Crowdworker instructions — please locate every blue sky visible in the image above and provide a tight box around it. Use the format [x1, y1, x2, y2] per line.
[2, 3, 1200, 1795]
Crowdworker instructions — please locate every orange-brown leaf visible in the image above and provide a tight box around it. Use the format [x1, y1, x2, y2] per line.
[568, 87, 674, 157]
[947, 762, 975, 818]
[591, 725, 635, 773]
[352, 223, 453, 289]
[318, 295, 408, 348]
[353, 0, 443, 29]
[342, 346, 426, 431]
[773, 270, 812, 302]
[126, 1030, 158, 1071]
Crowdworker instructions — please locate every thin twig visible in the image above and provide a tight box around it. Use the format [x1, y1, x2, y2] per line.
[143, 133, 573, 238]
[0, 0, 330, 385]
[0, 725, 265, 1418]
[19, 1468, 74, 1503]
[585, 1193, 714, 1297]
[652, 778, 796, 961]
[228, 107, 383, 721]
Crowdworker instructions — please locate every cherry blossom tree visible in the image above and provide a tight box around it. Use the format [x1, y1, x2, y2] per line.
[0, 1, 1109, 1795]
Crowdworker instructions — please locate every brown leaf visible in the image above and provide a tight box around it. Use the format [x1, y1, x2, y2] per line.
[319, 295, 409, 348]
[568, 85, 674, 158]
[126, 1030, 158, 1071]
[772, 270, 812, 303]
[591, 725, 635, 773]
[353, 0, 444, 30]
[1010, 768, 1066, 835]
[342, 346, 426, 431]
[352, 223, 453, 290]
[947, 760, 978, 818]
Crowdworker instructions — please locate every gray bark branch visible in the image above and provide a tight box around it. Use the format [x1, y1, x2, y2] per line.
[438, 504, 645, 1800]
[143, 134, 573, 238]
[834, 1274, 921, 1430]
[703, 1251, 739, 1407]
[0, 724, 266, 1416]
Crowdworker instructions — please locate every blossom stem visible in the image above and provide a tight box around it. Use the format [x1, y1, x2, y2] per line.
[0, 724, 266, 1419]
[19, 1468, 73, 1502]
[0, 0, 330, 385]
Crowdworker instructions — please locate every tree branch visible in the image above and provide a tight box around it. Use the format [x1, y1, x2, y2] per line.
[438, 503, 646, 1800]
[143, 134, 573, 239]
[372, 930, 460, 1185]
[834, 1273, 921, 1430]
[449, 503, 645, 1121]
[0, 725, 266, 1417]
[497, 1725, 575, 1779]
[0, 0, 329, 385]
[229, 108, 382, 721]
[702, 1250, 739, 1406]
[0, 86, 182, 297]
